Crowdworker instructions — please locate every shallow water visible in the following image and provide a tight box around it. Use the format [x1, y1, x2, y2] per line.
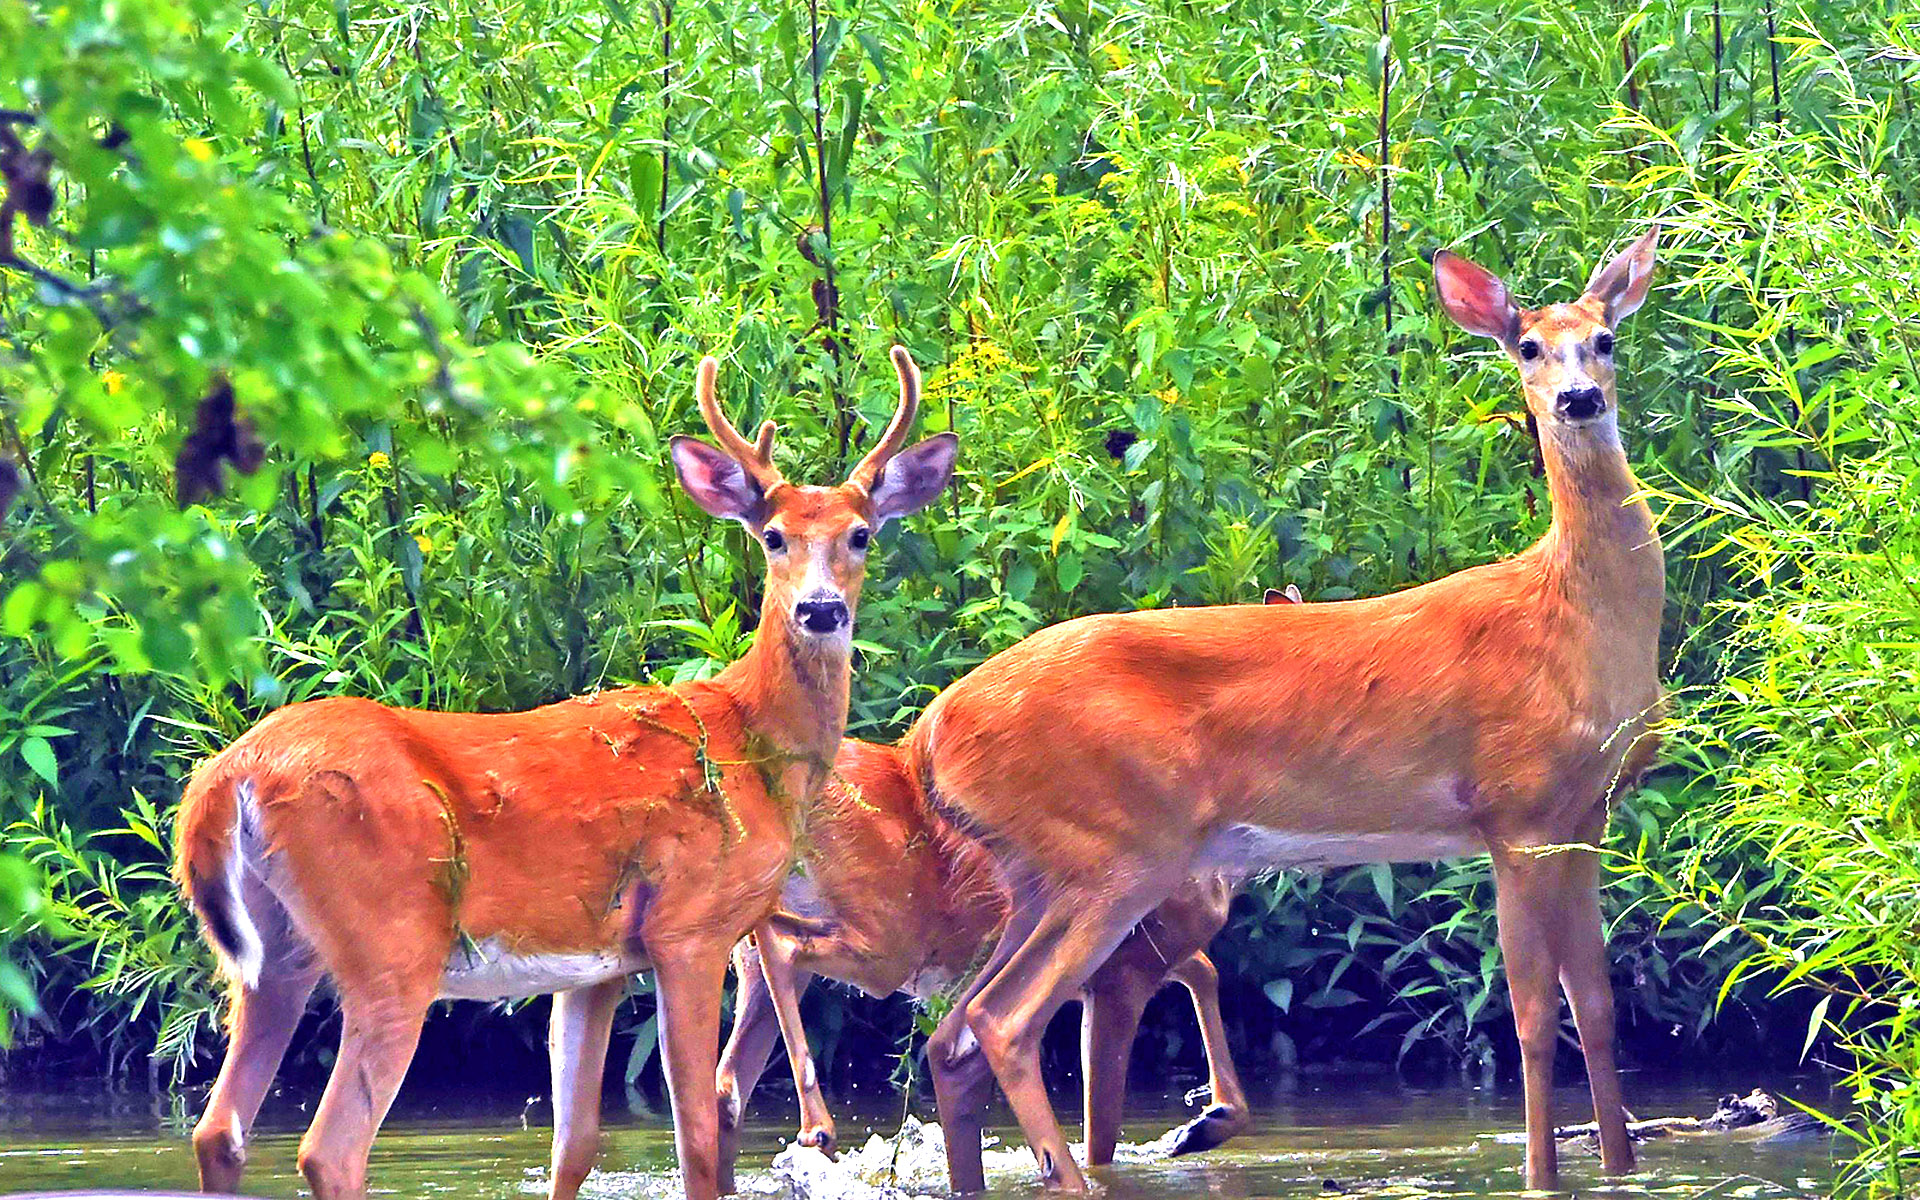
[0, 1072, 1843, 1197]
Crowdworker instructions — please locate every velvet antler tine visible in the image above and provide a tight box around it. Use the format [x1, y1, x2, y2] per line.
[695, 355, 783, 489]
[847, 345, 922, 491]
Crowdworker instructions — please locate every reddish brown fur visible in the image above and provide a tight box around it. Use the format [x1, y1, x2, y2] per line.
[774, 737, 1008, 996]
[710, 738, 1249, 1188]
[915, 230, 1664, 1194]
[179, 686, 807, 990]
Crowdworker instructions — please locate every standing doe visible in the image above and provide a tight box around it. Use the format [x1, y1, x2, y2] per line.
[174, 348, 956, 1200]
[912, 229, 1665, 1193]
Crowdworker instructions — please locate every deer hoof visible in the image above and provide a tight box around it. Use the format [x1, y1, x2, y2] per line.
[799, 1127, 839, 1159]
[1168, 1105, 1241, 1157]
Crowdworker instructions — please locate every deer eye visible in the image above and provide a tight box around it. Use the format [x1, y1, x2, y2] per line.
[1595, 331, 1615, 355]
[1518, 340, 1542, 362]
[763, 528, 786, 552]
[849, 526, 871, 552]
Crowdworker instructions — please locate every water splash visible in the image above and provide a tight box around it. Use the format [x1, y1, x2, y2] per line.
[532, 1115, 1195, 1200]
[754, 1115, 1184, 1200]
[757, 1115, 1019, 1199]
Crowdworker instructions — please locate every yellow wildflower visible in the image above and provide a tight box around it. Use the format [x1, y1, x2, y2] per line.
[368, 451, 391, 469]
[414, 534, 433, 555]
[183, 138, 215, 163]
[1154, 387, 1179, 406]
[925, 339, 1022, 400]
[1211, 155, 1250, 184]
[1070, 199, 1108, 226]
[102, 371, 125, 395]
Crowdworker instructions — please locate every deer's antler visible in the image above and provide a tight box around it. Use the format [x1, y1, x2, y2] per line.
[695, 355, 784, 491]
[846, 345, 921, 492]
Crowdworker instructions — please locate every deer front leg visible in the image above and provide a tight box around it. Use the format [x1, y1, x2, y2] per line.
[548, 977, 626, 1200]
[1554, 847, 1635, 1176]
[750, 920, 831, 1155]
[1079, 963, 1156, 1166]
[651, 940, 731, 1200]
[1165, 952, 1251, 1156]
[1493, 847, 1567, 1192]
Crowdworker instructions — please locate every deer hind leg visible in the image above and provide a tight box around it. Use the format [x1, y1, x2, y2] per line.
[959, 874, 1176, 1194]
[547, 977, 626, 1200]
[750, 920, 833, 1156]
[716, 939, 781, 1194]
[193, 967, 320, 1192]
[1554, 848, 1634, 1176]
[1078, 956, 1158, 1166]
[1165, 952, 1251, 1157]
[931, 896, 1063, 1193]
[649, 939, 731, 1200]
[929, 890, 1044, 1194]
[295, 975, 438, 1200]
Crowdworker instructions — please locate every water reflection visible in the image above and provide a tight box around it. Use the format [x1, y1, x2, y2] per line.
[0, 1074, 1841, 1198]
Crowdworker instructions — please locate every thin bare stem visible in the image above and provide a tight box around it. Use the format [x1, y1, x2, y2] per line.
[658, 0, 672, 255]
[808, 0, 848, 461]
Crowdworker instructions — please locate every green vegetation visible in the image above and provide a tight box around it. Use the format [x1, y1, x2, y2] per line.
[0, 0, 1915, 1187]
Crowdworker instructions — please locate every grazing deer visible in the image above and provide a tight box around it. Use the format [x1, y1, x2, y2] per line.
[701, 737, 1248, 1194]
[174, 348, 957, 1200]
[913, 229, 1665, 1193]
[705, 585, 1290, 1185]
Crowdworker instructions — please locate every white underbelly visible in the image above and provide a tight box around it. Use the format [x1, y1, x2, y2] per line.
[1198, 824, 1482, 875]
[438, 938, 641, 1001]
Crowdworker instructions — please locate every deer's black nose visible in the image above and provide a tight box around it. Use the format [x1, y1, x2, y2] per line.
[1557, 386, 1606, 420]
[795, 598, 850, 634]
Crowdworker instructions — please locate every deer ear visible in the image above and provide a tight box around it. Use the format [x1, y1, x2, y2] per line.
[1584, 227, 1658, 323]
[869, 432, 958, 525]
[1434, 250, 1519, 344]
[670, 435, 765, 522]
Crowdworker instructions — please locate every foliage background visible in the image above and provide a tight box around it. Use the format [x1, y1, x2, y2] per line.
[1, 0, 1915, 1184]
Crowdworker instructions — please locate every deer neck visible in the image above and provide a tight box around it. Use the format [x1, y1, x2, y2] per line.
[1532, 416, 1664, 629]
[717, 596, 851, 776]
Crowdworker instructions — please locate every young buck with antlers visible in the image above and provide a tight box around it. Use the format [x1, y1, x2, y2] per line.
[915, 229, 1664, 1194]
[700, 737, 1249, 1194]
[174, 348, 956, 1200]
